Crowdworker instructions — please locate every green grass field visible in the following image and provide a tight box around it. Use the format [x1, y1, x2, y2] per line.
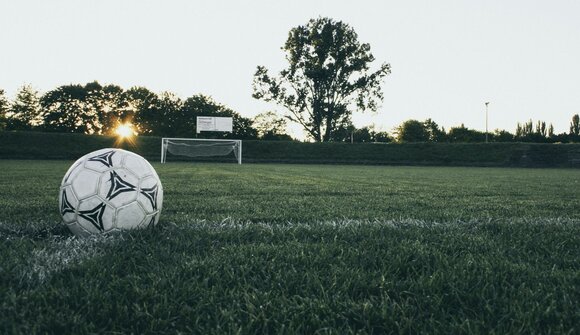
[1, 160, 579, 334]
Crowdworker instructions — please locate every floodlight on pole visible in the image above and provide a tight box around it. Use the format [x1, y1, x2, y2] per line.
[485, 102, 490, 143]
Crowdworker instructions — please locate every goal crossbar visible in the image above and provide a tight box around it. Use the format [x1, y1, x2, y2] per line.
[161, 138, 242, 164]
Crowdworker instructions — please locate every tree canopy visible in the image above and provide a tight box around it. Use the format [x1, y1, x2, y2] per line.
[395, 120, 430, 142]
[0, 89, 9, 130]
[6, 85, 42, 131]
[253, 17, 391, 142]
[570, 114, 580, 141]
[1, 82, 261, 139]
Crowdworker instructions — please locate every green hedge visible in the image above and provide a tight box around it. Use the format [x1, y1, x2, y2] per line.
[0, 131, 158, 160]
[1, 131, 579, 167]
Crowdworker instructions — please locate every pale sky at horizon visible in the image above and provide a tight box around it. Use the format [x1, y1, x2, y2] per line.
[1, 0, 579, 139]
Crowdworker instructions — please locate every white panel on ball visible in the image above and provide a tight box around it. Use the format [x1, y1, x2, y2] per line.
[116, 202, 147, 230]
[71, 169, 101, 200]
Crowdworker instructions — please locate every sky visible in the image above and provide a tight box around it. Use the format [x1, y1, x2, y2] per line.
[1, 0, 579, 139]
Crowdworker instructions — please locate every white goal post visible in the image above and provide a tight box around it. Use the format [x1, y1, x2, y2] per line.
[161, 138, 242, 164]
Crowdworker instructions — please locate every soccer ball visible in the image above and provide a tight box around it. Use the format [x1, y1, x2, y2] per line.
[59, 148, 163, 237]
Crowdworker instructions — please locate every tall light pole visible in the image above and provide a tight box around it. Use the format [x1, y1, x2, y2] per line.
[485, 102, 490, 143]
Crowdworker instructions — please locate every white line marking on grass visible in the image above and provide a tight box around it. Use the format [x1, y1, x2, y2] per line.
[168, 217, 580, 231]
[22, 235, 120, 285]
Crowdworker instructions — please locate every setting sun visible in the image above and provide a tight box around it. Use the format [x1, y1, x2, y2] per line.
[115, 123, 136, 139]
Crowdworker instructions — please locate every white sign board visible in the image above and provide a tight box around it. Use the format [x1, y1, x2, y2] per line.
[196, 116, 233, 133]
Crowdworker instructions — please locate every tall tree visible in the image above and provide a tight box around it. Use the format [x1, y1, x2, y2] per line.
[0, 89, 9, 130]
[570, 114, 580, 140]
[127, 87, 161, 135]
[97, 84, 130, 135]
[40, 81, 129, 135]
[447, 124, 485, 142]
[515, 120, 534, 141]
[352, 126, 374, 143]
[7, 84, 42, 130]
[41, 84, 99, 133]
[329, 122, 356, 142]
[536, 121, 547, 137]
[253, 17, 391, 142]
[173, 95, 206, 137]
[515, 119, 550, 143]
[373, 130, 392, 143]
[83, 81, 105, 134]
[424, 118, 446, 142]
[395, 120, 429, 142]
[493, 129, 515, 142]
[154, 92, 182, 136]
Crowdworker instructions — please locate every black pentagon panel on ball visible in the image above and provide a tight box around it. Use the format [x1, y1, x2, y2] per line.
[106, 171, 137, 200]
[60, 190, 75, 215]
[147, 216, 156, 227]
[88, 150, 115, 168]
[140, 184, 159, 210]
[78, 202, 107, 232]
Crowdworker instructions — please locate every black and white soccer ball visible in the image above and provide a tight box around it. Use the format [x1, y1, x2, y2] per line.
[59, 148, 163, 237]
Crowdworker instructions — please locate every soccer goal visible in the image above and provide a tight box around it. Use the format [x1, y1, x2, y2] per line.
[161, 138, 242, 164]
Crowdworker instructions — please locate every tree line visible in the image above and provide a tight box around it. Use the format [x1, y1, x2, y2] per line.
[394, 117, 580, 143]
[1, 84, 579, 143]
[1, 16, 578, 144]
[0, 83, 289, 140]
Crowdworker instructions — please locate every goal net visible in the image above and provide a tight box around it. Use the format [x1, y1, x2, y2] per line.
[161, 138, 242, 164]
